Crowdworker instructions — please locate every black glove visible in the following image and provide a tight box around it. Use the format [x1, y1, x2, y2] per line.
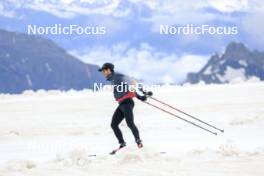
[139, 88, 153, 96]
[136, 92, 147, 101]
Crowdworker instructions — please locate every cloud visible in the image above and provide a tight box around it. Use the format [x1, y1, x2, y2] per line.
[208, 0, 249, 13]
[0, 3, 16, 18]
[1, 0, 263, 60]
[137, 0, 215, 25]
[0, 0, 257, 20]
[0, 0, 126, 19]
[70, 43, 209, 84]
[241, 11, 264, 47]
[129, 0, 246, 34]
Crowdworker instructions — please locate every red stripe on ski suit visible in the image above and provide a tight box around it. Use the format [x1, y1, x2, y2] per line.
[116, 91, 135, 102]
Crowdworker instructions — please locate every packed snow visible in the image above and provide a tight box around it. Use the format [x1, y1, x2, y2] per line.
[0, 82, 264, 176]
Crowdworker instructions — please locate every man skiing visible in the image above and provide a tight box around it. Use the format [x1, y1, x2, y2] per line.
[98, 63, 147, 154]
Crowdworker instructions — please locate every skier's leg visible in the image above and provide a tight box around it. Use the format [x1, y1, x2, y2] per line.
[121, 100, 141, 141]
[111, 107, 125, 144]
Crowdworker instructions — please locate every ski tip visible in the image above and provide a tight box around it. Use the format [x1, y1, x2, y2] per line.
[221, 130, 224, 133]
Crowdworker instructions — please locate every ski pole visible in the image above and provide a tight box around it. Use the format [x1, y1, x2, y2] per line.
[149, 96, 224, 133]
[142, 101, 218, 136]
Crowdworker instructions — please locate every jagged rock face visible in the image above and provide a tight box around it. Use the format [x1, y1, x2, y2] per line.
[0, 29, 106, 93]
[186, 42, 264, 84]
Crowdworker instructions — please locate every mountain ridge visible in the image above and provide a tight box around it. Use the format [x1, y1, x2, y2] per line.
[0, 29, 106, 94]
[186, 42, 264, 84]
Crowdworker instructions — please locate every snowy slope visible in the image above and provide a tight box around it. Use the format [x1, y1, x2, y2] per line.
[0, 82, 264, 176]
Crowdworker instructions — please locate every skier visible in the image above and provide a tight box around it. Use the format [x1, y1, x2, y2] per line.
[98, 63, 147, 154]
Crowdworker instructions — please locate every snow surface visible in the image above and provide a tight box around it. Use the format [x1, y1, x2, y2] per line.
[0, 82, 264, 176]
[217, 66, 247, 83]
[225, 66, 246, 82]
[239, 60, 248, 67]
[203, 65, 212, 75]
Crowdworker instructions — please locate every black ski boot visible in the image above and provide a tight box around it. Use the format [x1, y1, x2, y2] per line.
[119, 142, 126, 148]
[110, 142, 126, 155]
[136, 139, 143, 148]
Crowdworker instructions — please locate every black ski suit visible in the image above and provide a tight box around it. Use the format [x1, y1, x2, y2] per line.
[107, 72, 141, 144]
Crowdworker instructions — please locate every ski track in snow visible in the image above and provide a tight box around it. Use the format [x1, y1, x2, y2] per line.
[0, 82, 264, 176]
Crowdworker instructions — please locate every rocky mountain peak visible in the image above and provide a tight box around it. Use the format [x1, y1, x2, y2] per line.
[223, 42, 250, 61]
[186, 42, 264, 84]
